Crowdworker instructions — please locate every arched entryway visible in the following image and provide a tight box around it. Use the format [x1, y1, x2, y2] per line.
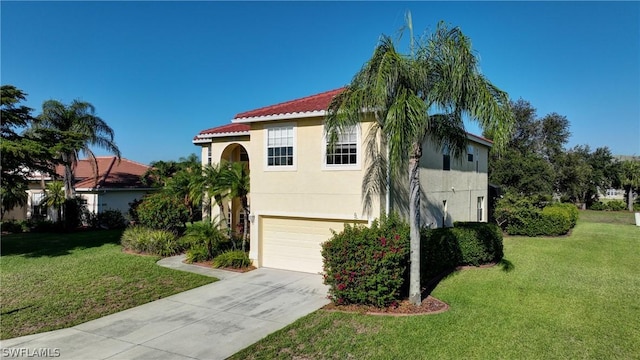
[216, 143, 249, 239]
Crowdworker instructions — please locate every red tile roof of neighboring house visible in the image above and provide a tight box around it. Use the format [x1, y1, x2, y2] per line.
[233, 88, 345, 120]
[193, 123, 250, 140]
[54, 157, 150, 189]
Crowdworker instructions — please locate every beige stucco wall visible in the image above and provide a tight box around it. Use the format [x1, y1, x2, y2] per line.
[247, 117, 380, 265]
[391, 139, 490, 227]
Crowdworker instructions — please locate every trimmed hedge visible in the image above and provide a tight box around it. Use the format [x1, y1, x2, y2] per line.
[90, 210, 127, 229]
[590, 200, 628, 212]
[322, 213, 410, 308]
[422, 222, 503, 279]
[496, 196, 579, 236]
[322, 215, 503, 307]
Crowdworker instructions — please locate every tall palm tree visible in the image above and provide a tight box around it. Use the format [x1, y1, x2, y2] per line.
[37, 100, 121, 199]
[224, 161, 250, 250]
[42, 181, 65, 222]
[326, 19, 513, 305]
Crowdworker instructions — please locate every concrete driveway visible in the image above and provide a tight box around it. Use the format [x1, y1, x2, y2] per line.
[0, 267, 329, 360]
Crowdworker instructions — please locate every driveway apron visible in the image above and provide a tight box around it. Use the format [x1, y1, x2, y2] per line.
[0, 267, 329, 360]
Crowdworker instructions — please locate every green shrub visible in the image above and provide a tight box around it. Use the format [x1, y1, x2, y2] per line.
[1, 221, 23, 234]
[550, 203, 579, 227]
[607, 200, 626, 211]
[64, 198, 86, 230]
[136, 192, 189, 234]
[322, 213, 410, 308]
[589, 201, 607, 211]
[212, 250, 251, 268]
[121, 226, 184, 256]
[29, 220, 64, 233]
[423, 222, 503, 279]
[90, 210, 127, 229]
[540, 206, 572, 235]
[185, 245, 210, 263]
[182, 220, 229, 262]
[496, 195, 578, 236]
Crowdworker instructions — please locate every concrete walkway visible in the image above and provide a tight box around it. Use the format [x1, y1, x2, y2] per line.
[1, 257, 329, 360]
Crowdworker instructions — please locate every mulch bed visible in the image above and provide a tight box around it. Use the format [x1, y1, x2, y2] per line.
[323, 295, 449, 316]
[187, 260, 256, 273]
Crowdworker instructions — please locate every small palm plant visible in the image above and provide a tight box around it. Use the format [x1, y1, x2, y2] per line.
[42, 181, 66, 222]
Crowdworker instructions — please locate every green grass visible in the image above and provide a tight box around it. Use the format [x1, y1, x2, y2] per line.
[231, 211, 640, 359]
[578, 209, 637, 225]
[0, 230, 215, 339]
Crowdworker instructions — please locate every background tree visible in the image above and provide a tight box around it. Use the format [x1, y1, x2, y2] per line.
[616, 160, 640, 211]
[1, 85, 58, 218]
[326, 19, 513, 305]
[486, 100, 570, 198]
[164, 154, 203, 223]
[36, 99, 121, 199]
[143, 160, 180, 187]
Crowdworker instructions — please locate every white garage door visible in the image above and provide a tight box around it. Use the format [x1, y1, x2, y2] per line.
[260, 216, 364, 273]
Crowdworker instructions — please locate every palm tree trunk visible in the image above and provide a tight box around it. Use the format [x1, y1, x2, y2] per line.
[242, 196, 249, 252]
[627, 186, 633, 212]
[408, 143, 422, 306]
[64, 163, 75, 200]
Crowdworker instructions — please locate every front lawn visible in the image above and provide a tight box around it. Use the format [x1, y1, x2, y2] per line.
[0, 230, 215, 339]
[231, 211, 640, 359]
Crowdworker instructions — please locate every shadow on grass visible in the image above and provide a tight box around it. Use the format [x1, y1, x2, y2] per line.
[0, 229, 124, 258]
[499, 258, 515, 272]
[421, 257, 515, 297]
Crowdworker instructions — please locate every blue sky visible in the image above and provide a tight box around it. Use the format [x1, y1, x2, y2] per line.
[2, 1, 639, 165]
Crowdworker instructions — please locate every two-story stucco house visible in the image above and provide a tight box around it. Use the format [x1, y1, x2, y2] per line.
[193, 88, 492, 273]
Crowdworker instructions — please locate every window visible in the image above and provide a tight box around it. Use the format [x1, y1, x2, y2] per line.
[266, 125, 295, 168]
[207, 146, 212, 165]
[443, 146, 451, 171]
[325, 126, 358, 167]
[467, 145, 474, 162]
[477, 196, 484, 221]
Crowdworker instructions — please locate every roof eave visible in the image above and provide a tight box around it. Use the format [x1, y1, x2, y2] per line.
[466, 133, 493, 147]
[232, 110, 327, 124]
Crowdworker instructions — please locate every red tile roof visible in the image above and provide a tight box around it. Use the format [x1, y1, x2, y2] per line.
[233, 88, 345, 120]
[194, 123, 250, 140]
[54, 157, 150, 189]
[193, 87, 490, 145]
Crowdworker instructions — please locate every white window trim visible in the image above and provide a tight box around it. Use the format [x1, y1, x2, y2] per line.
[264, 123, 297, 171]
[322, 124, 362, 171]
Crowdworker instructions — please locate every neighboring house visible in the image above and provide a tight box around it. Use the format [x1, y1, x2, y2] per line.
[193, 88, 492, 273]
[600, 155, 640, 201]
[5, 157, 154, 222]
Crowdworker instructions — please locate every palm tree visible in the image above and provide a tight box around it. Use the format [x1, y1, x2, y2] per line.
[326, 18, 513, 305]
[223, 161, 250, 250]
[37, 100, 121, 199]
[190, 162, 231, 226]
[42, 181, 65, 222]
[144, 160, 180, 187]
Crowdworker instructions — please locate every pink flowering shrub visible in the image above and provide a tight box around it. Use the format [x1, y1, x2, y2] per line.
[321, 212, 409, 307]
